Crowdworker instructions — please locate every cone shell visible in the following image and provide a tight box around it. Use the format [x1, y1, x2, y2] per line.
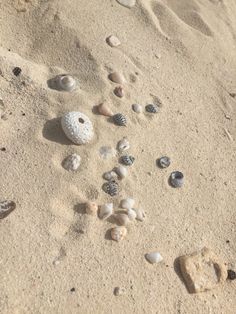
[97, 103, 114, 117]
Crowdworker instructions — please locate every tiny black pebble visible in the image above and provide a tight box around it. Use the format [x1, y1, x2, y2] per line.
[13, 67, 22, 77]
[227, 270, 236, 280]
[70, 288, 76, 292]
[22, 113, 26, 116]
[226, 240, 230, 244]
[1, 147, 6, 151]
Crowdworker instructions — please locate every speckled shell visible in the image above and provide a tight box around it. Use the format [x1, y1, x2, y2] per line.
[113, 113, 127, 126]
[121, 155, 135, 166]
[62, 153, 81, 171]
[61, 112, 94, 145]
[170, 171, 184, 188]
[56, 75, 77, 92]
[145, 104, 159, 113]
[0, 200, 16, 219]
[111, 226, 127, 242]
[102, 181, 119, 196]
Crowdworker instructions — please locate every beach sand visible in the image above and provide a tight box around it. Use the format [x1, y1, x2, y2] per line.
[0, 0, 236, 313]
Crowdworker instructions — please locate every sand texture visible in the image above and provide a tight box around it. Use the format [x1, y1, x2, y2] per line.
[0, 0, 236, 313]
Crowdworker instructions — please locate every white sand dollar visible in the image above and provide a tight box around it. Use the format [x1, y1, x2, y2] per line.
[61, 112, 94, 145]
[116, 0, 136, 8]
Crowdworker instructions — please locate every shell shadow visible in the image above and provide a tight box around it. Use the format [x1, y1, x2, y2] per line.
[105, 228, 113, 241]
[42, 117, 72, 145]
[173, 257, 189, 293]
[73, 203, 86, 215]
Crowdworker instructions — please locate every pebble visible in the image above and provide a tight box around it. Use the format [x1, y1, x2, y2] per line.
[114, 86, 124, 98]
[117, 137, 130, 152]
[102, 181, 119, 196]
[115, 213, 130, 226]
[97, 103, 114, 117]
[106, 35, 121, 47]
[103, 171, 118, 181]
[120, 155, 135, 166]
[86, 201, 98, 216]
[157, 156, 170, 169]
[114, 287, 125, 296]
[61, 111, 94, 145]
[127, 208, 137, 220]
[0, 200, 16, 219]
[120, 198, 135, 210]
[145, 252, 163, 264]
[99, 203, 113, 220]
[134, 208, 145, 221]
[170, 171, 184, 188]
[113, 113, 127, 126]
[99, 146, 117, 159]
[116, 0, 136, 8]
[62, 153, 81, 171]
[109, 72, 126, 84]
[55, 74, 77, 92]
[114, 165, 128, 179]
[227, 270, 236, 280]
[111, 226, 127, 242]
[132, 104, 142, 113]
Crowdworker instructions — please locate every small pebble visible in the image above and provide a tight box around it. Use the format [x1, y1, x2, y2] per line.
[62, 153, 81, 171]
[117, 137, 130, 152]
[109, 72, 126, 84]
[114, 287, 126, 296]
[114, 165, 128, 179]
[114, 86, 124, 98]
[145, 104, 159, 113]
[113, 113, 127, 126]
[106, 35, 121, 47]
[157, 156, 170, 169]
[145, 252, 163, 264]
[111, 226, 127, 242]
[120, 155, 135, 166]
[132, 104, 142, 113]
[169, 171, 184, 188]
[70, 288, 76, 292]
[115, 213, 130, 226]
[116, 0, 136, 8]
[102, 181, 119, 196]
[227, 269, 236, 280]
[13, 67, 22, 76]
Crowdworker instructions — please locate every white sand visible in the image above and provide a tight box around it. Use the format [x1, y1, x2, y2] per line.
[0, 0, 236, 313]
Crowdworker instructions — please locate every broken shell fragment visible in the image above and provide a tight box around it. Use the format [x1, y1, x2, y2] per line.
[85, 201, 98, 216]
[99, 203, 113, 220]
[111, 226, 127, 242]
[134, 208, 146, 221]
[145, 252, 163, 264]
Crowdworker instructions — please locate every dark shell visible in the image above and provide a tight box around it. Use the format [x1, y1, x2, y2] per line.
[145, 104, 159, 113]
[227, 269, 236, 280]
[157, 156, 170, 169]
[12, 67, 22, 77]
[113, 113, 127, 126]
[120, 155, 135, 166]
[169, 171, 184, 188]
[0, 200, 16, 219]
[102, 181, 119, 196]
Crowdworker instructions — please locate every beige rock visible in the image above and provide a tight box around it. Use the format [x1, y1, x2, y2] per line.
[106, 35, 121, 47]
[97, 102, 114, 117]
[109, 72, 126, 84]
[179, 247, 228, 293]
[114, 86, 124, 98]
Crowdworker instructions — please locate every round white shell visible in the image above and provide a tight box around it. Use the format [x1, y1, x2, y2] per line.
[99, 203, 113, 220]
[57, 75, 77, 92]
[120, 198, 135, 210]
[145, 252, 163, 264]
[114, 165, 128, 179]
[62, 153, 81, 171]
[107, 35, 121, 47]
[61, 112, 94, 145]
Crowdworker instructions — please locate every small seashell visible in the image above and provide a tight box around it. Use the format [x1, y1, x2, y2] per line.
[106, 35, 121, 47]
[120, 155, 135, 166]
[102, 181, 119, 196]
[115, 213, 130, 226]
[157, 156, 170, 169]
[132, 103, 142, 113]
[99, 203, 113, 220]
[99, 146, 117, 159]
[170, 171, 184, 188]
[111, 226, 127, 242]
[97, 103, 114, 117]
[145, 104, 159, 113]
[134, 208, 146, 221]
[13, 67, 22, 77]
[120, 198, 135, 210]
[113, 113, 127, 126]
[62, 153, 81, 171]
[116, 0, 136, 8]
[145, 252, 163, 264]
[114, 287, 125, 296]
[117, 137, 130, 152]
[0, 200, 16, 219]
[109, 72, 126, 84]
[85, 201, 98, 216]
[127, 208, 137, 221]
[56, 74, 77, 92]
[114, 86, 124, 98]
[61, 111, 94, 145]
[103, 171, 118, 181]
[114, 165, 128, 179]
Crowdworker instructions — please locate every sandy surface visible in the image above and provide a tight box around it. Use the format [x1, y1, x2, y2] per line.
[0, 0, 236, 313]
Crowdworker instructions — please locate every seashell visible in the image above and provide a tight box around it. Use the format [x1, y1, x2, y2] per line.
[145, 104, 159, 113]
[13, 67, 22, 77]
[145, 252, 163, 264]
[114, 86, 124, 98]
[113, 113, 127, 126]
[114, 165, 128, 179]
[103, 171, 118, 181]
[99, 146, 117, 159]
[97, 103, 114, 117]
[99, 203, 113, 220]
[106, 35, 121, 47]
[116, 0, 136, 8]
[62, 153, 81, 171]
[85, 201, 98, 216]
[111, 226, 127, 242]
[127, 208, 137, 221]
[170, 171, 184, 188]
[117, 137, 130, 152]
[132, 104, 142, 113]
[157, 156, 170, 169]
[120, 155, 135, 166]
[0, 200, 16, 219]
[61, 111, 94, 145]
[102, 181, 119, 196]
[56, 74, 77, 92]
[134, 208, 146, 221]
[115, 213, 130, 226]
[114, 287, 125, 296]
[108, 72, 126, 84]
[120, 198, 135, 210]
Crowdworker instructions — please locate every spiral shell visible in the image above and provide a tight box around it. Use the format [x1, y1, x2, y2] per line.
[145, 104, 159, 113]
[170, 171, 184, 188]
[113, 113, 127, 126]
[111, 226, 127, 242]
[120, 155, 135, 166]
[99, 203, 113, 220]
[102, 181, 119, 196]
[61, 111, 94, 145]
[56, 74, 77, 92]
[62, 153, 81, 171]
[157, 156, 170, 169]
[0, 200, 16, 219]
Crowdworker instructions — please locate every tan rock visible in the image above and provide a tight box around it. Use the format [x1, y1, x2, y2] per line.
[179, 247, 227, 293]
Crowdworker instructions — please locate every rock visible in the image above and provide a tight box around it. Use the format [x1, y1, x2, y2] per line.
[116, 0, 136, 8]
[85, 202, 98, 216]
[0, 200, 16, 219]
[132, 104, 142, 113]
[179, 247, 228, 293]
[106, 35, 121, 47]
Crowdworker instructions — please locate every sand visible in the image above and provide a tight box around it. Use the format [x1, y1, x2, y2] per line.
[0, 0, 236, 313]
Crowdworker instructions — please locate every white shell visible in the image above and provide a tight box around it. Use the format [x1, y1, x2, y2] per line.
[99, 203, 113, 220]
[103, 171, 118, 181]
[120, 198, 135, 210]
[62, 153, 81, 171]
[127, 208, 137, 221]
[145, 252, 163, 264]
[132, 104, 142, 113]
[116, 0, 136, 8]
[115, 213, 130, 226]
[107, 35, 121, 47]
[56, 75, 77, 92]
[109, 72, 126, 84]
[111, 226, 127, 242]
[85, 202, 98, 216]
[117, 137, 130, 152]
[134, 208, 146, 221]
[114, 165, 128, 179]
[61, 112, 94, 145]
